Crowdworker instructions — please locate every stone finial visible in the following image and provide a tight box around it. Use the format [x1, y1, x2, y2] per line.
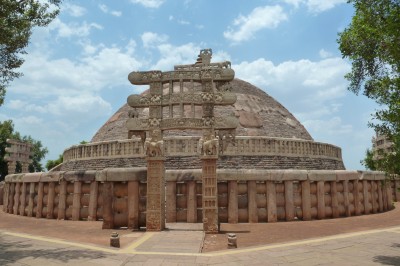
[196, 48, 212, 65]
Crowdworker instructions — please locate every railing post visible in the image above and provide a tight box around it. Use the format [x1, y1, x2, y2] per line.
[267, 181, 277, 222]
[301, 180, 311, 221]
[248, 180, 258, 223]
[228, 180, 238, 223]
[128, 181, 139, 229]
[284, 181, 294, 221]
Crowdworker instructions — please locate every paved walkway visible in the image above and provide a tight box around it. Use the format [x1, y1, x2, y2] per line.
[1, 203, 400, 265]
[1, 224, 400, 265]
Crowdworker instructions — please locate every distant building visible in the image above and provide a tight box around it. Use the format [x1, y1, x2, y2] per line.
[372, 133, 395, 160]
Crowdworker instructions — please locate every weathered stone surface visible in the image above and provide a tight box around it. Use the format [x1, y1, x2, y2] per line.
[91, 79, 313, 142]
[238, 110, 263, 128]
[61, 155, 345, 171]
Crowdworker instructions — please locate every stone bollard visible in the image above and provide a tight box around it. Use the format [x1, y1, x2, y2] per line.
[227, 233, 237, 249]
[110, 232, 120, 248]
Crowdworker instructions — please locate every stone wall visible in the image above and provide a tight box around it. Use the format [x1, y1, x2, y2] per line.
[3, 169, 399, 229]
[61, 136, 345, 171]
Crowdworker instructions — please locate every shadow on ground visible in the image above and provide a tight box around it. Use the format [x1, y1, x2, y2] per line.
[373, 242, 400, 265]
[373, 255, 400, 265]
[0, 235, 108, 265]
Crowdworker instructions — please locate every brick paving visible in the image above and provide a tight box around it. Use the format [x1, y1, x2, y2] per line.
[0, 203, 399, 265]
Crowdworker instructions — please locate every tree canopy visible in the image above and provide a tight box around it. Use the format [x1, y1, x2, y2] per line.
[338, 0, 400, 174]
[46, 154, 63, 171]
[0, 0, 62, 106]
[0, 120, 48, 180]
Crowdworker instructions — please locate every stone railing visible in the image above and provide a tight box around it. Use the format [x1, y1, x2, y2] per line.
[63, 137, 342, 162]
[3, 169, 399, 229]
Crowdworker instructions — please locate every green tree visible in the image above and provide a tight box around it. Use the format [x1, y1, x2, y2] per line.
[361, 148, 376, 171]
[0, 120, 48, 180]
[0, 0, 62, 106]
[338, 0, 400, 174]
[0, 120, 14, 178]
[46, 154, 63, 171]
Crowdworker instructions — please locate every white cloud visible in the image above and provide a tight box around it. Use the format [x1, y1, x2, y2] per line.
[303, 117, 353, 135]
[111, 11, 122, 17]
[12, 44, 142, 98]
[284, 0, 346, 13]
[319, 49, 333, 59]
[46, 95, 112, 118]
[98, 4, 122, 17]
[141, 32, 168, 48]
[283, 0, 303, 8]
[63, 3, 86, 17]
[130, 0, 164, 8]
[306, 0, 346, 13]
[233, 56, 351, 122]
[78, 40, 105, 55]
[178, 19, 190, 25]
[49, 18, 103, 38]
[224, 5, 288, 44]
[152, 43, 202, 70]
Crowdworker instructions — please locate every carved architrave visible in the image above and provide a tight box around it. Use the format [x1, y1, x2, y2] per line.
[127, 117, 238, 131]
[128, 68, 234, 85]
[127, 92, 237, 108]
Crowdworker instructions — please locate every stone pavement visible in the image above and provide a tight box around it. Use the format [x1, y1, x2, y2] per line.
[1, 224, 400, 265]
[1, 203, 400, 265]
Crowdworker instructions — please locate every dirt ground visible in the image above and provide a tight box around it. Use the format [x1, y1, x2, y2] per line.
[0, 208, 145, 248]
[0, 203, 399, 253]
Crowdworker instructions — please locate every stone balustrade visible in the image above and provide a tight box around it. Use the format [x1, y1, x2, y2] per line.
[63, 137, 342, 162]
[3, 169, 399, 229]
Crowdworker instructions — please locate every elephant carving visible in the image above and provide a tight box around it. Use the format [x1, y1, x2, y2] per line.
[145, 139, 164, 157]
[198, 137, 218, 156]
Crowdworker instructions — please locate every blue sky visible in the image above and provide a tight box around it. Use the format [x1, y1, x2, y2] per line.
[1, 0, 378, 170]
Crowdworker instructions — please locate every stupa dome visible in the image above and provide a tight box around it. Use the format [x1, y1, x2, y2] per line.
[62, 78, 344, 171]
[91, 79, 313, 142]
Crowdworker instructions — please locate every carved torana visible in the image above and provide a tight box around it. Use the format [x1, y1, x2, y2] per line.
[4, 139, 32, 174]
[126, 48, 237, 232]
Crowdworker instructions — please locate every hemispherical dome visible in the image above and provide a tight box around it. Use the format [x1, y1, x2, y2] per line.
[91, 79, 313, 142]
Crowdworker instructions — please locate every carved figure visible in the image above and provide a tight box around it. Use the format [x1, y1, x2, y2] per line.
[201, 92, 214, 102]
[139, 97, 149, 104]
[128, 108, 139, 118]
[214, 93, 223, 103]
[145, 140, 164, 157]
[218, 61, 231, 69]
[198, 131, 219, 156]
[203, 138, 218, 155]
[218, 130, 236, 154]
[145, 130, 164, 157]
[149, 118, 161, 127]
[202, 117, 215, 127]
[150, 95, 161, 103]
